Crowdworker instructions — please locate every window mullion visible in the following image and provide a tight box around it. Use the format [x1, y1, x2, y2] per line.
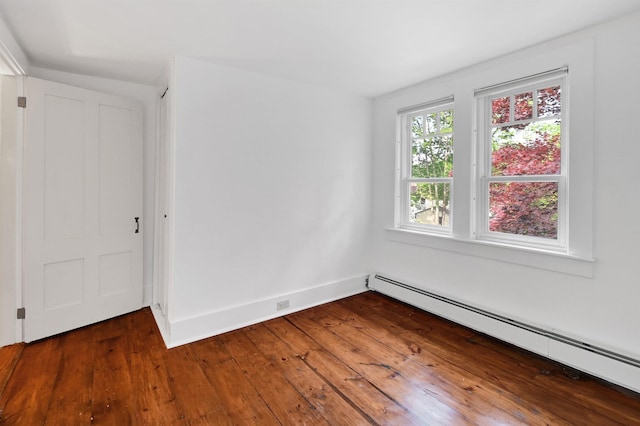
[407, 177, 452, 184]
[485, 175, 560, 183]
[509, 95, 515, 126]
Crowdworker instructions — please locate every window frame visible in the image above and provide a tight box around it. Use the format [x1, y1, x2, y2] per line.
[474, 74, 568, 252]
[396, 98, 455, 235]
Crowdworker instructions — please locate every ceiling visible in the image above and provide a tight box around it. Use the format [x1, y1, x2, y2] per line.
[1, 0, 639, 97]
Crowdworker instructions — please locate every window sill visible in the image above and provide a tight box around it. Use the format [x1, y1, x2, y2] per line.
[385, 228, 594, 277]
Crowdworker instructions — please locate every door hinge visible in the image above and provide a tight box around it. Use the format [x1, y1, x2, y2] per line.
[17, 307, 25, 319]
[17, 96, 26, 108]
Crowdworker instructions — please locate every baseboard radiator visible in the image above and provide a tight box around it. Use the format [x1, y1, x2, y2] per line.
[368, 273, 640, 391]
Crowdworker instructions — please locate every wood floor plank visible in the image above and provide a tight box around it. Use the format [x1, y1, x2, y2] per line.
[346, 292, 640, 425]
[341, 295, 593, 423]
[244, 323, 380, 425]
[220, 325, 333, 425]
[247, 322, 383, 425]
[0, 338, 61, 425]
[286, 309, 471, 425]
[191, 335, 281, 424]
[0, 344, 23, 400]
[90, 312, 131, 343]
[322, 298, 565, 425]
[90, 334, 135, 425]
[163, 344, 231, 424]
[248, 323, 379, 425]
[41, 327, 95, 425]
[127, 310, 185, 425]
[264, 317, 423, 425]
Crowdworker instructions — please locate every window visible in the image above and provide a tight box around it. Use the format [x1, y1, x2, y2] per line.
[397, 99, 454, 234]
[475, 70, 566, 251]
[394, 70, 573, 253]
[389, 43, 594, 275]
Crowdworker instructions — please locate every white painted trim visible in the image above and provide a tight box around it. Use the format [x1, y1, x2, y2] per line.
[156, 275, 368, 348]
[385, 228, 594, 277]
[150, 303, 171, 347]
[0, 75, 19, 347]
[0, 14, 29, 76]
[165, 58, 177, 325]
[152, 73, 174, 319]
[142, 285, 152, 307]
[151, 87, 164, 311]
[369, 273, 640, 394]
[15, 76, 24, 343]
[548, 340, 640, 394]
[0, 40, 25, 76]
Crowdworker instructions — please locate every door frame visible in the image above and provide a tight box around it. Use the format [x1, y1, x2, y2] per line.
[0, 13, 28, 346]
[14, 76, 24, 344]
[152, 83, 175, 339]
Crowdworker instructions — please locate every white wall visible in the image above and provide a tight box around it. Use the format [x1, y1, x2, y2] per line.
[162, 56, 372, 345]
[30, 67, 158, 306]
[372, 12, 640, 370]
[0, 75, 18, 346]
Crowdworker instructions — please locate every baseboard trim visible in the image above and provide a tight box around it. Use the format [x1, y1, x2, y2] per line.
[157, 275, 368, 348]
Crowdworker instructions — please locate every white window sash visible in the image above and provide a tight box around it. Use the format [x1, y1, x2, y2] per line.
[475, 75, 567, 251]
[396, 100, 454, 233]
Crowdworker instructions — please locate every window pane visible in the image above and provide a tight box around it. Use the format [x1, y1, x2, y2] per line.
[489, 181, 558, 239]
[514, 92, 533, 121]
[492, 96, 510, 124]
[411, 115, 423, 138]
[440, 109, 453, 133]
[491, 120, 561, 176]
[411, 135, 453, 178]
[426, 112, 437, 134]
[410, 182, 450, 226]
[537, 86, 561, 117]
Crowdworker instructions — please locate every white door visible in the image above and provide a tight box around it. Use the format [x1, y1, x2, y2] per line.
[23, 78, 143, 342]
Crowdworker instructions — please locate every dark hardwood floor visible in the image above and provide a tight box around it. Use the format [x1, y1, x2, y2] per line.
[1, 291, 639, 425]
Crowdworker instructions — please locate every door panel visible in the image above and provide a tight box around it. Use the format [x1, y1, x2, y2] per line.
[99, 104, 135, 236]
[23, 78, 143, 342]
[43, 95, 85, 241]
[99, 251, 132, 297]
[43, 258, 84, 310]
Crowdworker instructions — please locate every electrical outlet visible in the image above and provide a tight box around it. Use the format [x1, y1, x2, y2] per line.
[276, 299, 290, 311]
